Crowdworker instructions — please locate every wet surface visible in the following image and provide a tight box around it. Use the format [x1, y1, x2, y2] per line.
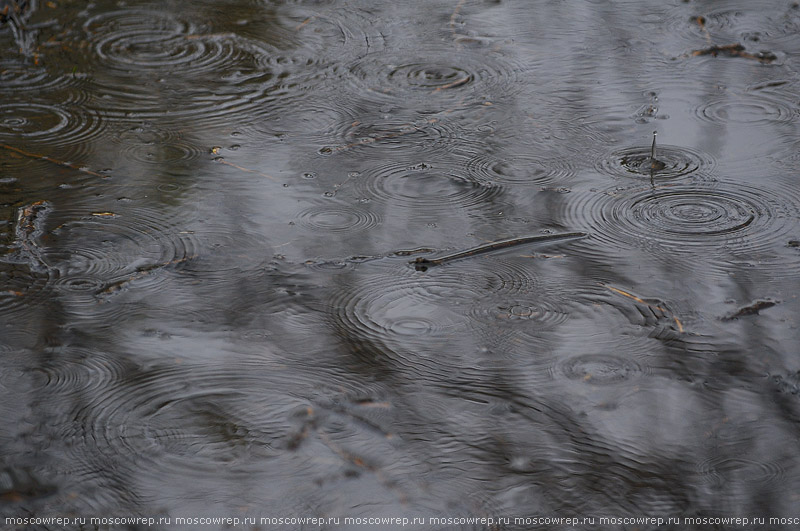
[1, 0, 800, 528]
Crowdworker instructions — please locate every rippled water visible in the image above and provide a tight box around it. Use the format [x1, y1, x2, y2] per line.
[2, 0, 800, 528]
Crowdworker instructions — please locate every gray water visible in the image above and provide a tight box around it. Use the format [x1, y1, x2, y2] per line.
[1, 1, 800, 530]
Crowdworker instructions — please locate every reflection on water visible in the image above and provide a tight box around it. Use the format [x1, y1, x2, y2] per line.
[2, 0, 800, 526]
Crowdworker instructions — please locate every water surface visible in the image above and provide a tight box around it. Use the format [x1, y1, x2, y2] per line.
[1, 0, 799, 528]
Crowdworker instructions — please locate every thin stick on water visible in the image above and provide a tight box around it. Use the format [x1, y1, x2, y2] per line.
[650, 131, 657, 161]
[650, 130, 657, 185]
[411, 232, 587, 269]
[604, 284, 684, 333]
[1, 143, 108, 178]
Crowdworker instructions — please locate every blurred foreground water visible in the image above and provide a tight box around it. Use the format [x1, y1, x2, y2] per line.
[1, 0, 800, 529]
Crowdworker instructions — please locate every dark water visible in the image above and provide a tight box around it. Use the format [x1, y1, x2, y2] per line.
[1, 0, 800, 529]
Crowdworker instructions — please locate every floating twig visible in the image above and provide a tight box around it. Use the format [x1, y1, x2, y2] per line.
[605, 284, 684, 333]
[15, 201, 50, 241]
[392, 247, 439, 257]
[96, 255, 194, 298]
[685, 14, 776, 63]
[689, 43, 777, 63]
[650, 131, 656, 185]
[10, 200, 52, 270]
[649, 130, 666, 185]
[295, 16, 316, 31]
[332, 171, 359, 192]
[412, 232, 587, 270]
[432, 75, 471, 93]
[0, 143, 108, 178]
[720, 299, 779, 321]
[650, 131, 657, 162]
[649, 131, 666, 170]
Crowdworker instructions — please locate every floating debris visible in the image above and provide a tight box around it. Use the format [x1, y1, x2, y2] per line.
[721, 299, 779, 321]
[649, 131, 666, 172]
[412, 232, 587, 270]
[0, 144, 108, 178]
[690, 15, 713, 44]
[690, 43, 777, 63]
[6, 200, 51, 271]
[605, 284, 685, 334]
[391, 247, 438, 257]
[95, 256, 193, 299]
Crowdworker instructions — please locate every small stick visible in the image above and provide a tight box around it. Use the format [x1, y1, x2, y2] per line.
[605, 284, 684, 333]
[720, 299, 778, 321]
[432, 75, 470, 93]
[1, 143, 108, 178]
[295, 16, 316, 31]
[96, 255, 194, 298]
[650, 131, 657, 185]
[650, 131, 657, 162]
[687, 43, 776, 63]
[412, 232, 587, 268]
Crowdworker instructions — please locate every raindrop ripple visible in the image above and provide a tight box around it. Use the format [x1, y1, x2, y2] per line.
[563, 182, 800, 277]
[297, 203, 382, 233]
[596, 144, 715, 181]
[356, 161, 503, 212]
